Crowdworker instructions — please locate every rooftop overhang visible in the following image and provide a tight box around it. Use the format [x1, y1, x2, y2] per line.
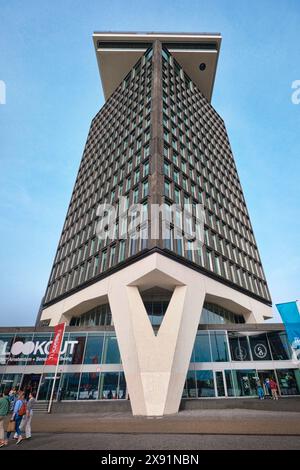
[93, 32, 222, 102]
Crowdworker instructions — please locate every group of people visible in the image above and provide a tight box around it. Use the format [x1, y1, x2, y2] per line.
[0, 387, 36, 448]
[256, 377, 279, 400]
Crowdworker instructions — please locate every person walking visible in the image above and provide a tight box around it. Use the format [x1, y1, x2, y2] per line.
[269, 378, 279, 400]
[6, 392, 26, 445]
[20, 392, 36, 440]
[0, 389, 10, 448]
[8, 387, 17, 412]
[256, 379, 264, 400]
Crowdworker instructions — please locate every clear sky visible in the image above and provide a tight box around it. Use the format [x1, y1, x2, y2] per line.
[0, 0, 299, 326]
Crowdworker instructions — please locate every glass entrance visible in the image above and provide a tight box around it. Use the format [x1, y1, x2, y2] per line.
[21, 374, 41, 399]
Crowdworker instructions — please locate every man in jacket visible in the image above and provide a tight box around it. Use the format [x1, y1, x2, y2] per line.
[0, 389, 10, 448]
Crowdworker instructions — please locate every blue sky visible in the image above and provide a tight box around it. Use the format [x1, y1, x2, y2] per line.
[0, 0, 299, 326]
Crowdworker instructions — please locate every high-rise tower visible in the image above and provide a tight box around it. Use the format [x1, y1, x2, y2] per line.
[39, 33, 272, 415]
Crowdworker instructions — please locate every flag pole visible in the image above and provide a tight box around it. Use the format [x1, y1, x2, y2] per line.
[47, 323, 66, 414]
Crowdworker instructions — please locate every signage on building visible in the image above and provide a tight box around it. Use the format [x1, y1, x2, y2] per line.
[0, 338, 78, 365]
[45, 323, 65, 366]
[276, 301, 300, 363]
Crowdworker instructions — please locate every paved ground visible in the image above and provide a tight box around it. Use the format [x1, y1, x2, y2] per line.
[2, 432, 300, 450]
[4, 408, 300, 435]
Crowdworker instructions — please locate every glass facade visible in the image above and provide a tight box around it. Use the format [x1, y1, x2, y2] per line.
[0, 329, 299, 400]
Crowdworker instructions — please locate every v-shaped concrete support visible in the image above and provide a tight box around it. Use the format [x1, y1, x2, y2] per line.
[108, 273, 205, 416]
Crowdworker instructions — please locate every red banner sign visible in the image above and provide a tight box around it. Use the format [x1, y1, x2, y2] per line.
[45, 323, 65, 366]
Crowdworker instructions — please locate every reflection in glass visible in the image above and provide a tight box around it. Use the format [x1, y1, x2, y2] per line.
[231, 370, 257, 396]
[99, 372, 119, 399]
[68, 334, 86, 365]
[228, 332, 251, 361]
[193, 333, 211, 362]
[84, 334, 104, 364]
[276, 369, 300, 395]
[215, 371, 226, 396]
[268, 332, 291, 360]
[0, 374, 22, 395]
[225, 370, 235, 396]
[118, 372, 127, 399]
[249, 334, 271, 361]
[186, 370, 197, 398]
[78, 373, 100, 400]
[196, 370, 215, 397]
[210, 332, 229, 362]
[103, 336, 120, 364]
[60, 373, 80, 400]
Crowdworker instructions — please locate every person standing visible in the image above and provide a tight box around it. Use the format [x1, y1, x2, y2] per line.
[21, 392, 36, 440]
[264, 378, 271, 398]
[256, 379, 264, 400]
[6, 391, 26, 445]
[269, 378, 279, 400]
[0, 389, 10, 448]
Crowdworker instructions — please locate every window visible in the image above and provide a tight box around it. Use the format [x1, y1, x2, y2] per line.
[267, 332, 291, 360]
[164, 161, 170, 177]
[84, 334, 104, 364]
[164, 180, 171, 198]
[102, 335, 120, 364]
[109, 245, 116, 267]
[192, 332, 211, 362]
[143, 160, 149, 177]
[228, 332, 251, 361]
[210, 332, 229, 362]
[195, 370, 215, 397]
[118, 240, 126, 262]
[142, 180, 149, 198]
[78, 373, 100, 400]
[100, 250, 107, 272]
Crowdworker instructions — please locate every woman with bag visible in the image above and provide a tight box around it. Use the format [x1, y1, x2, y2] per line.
[6, 391, 26, 445]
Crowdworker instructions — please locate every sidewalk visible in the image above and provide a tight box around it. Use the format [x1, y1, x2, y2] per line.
[8, 407, 300, 436]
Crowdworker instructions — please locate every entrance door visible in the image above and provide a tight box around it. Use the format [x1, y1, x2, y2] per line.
[257, 370, 276, 397]
[21, 374, 41, 398]
[215, 371, 226, 397]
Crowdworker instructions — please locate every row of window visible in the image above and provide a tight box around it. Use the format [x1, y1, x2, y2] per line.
[1, 368, 299, 402]
[0, 330, 292, 368]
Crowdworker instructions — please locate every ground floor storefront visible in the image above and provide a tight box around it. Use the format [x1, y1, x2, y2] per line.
[1, 325, 300, 404]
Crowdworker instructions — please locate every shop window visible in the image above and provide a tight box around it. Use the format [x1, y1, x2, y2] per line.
[84, 334, 104, 364]
[276, 369, 300, 396]
[228, 332, 251, 361]
[60, 373, 80, 400]
[99, 372, 119, 399]
[267, 332, 292, 360]
[192, 332, 211, 362]
[78, 373, 100, 400]
[196, 370, 215, 397]
[231, 369, 257, 397]
[102, 335, 121, 364]
[249, 333, 272, 361]
[210, 332, 229, 362]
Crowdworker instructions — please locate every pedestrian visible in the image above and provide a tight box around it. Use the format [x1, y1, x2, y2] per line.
[20, 392, 36, 440]
[269, 378, 279, 400]
[264, 378, 271, 398]
[0, 389, 10, 448]
[6, 391, 26, 445]
[8, 387, 17, 412]
[256, 379, 264, 400]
